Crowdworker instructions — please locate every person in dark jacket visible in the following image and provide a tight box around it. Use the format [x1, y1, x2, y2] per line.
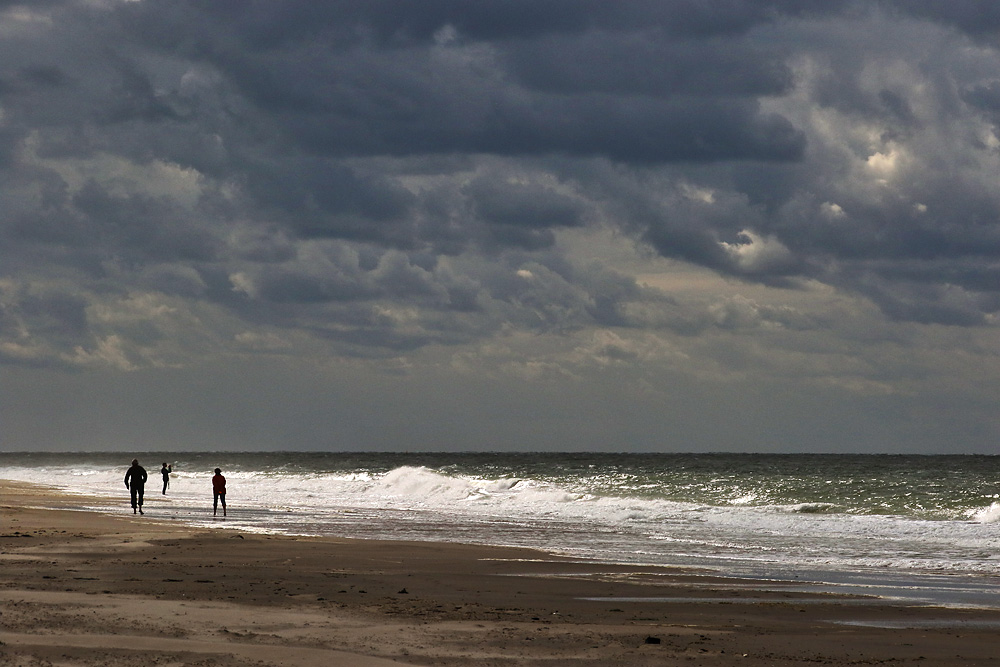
[124, 459, 147, 514]
[161, 462, 172, 494]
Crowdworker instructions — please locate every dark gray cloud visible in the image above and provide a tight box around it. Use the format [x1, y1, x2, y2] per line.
[117, 1, 844, 51]
[2, 1, 1000, 451]
[898, 1, 1000, 39]
[3, 1, 996, 324]
[506, 32, 794, 97]
[110, 1, 810, 164]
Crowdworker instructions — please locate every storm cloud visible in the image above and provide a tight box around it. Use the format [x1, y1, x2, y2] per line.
[2, 1, 999, 452]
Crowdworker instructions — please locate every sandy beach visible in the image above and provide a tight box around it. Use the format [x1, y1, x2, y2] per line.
[2, 480, 998, 666]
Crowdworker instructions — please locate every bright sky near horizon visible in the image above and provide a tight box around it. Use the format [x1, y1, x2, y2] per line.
[2, 1, 1000, 453]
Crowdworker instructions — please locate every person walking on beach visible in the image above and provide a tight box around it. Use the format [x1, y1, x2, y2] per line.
[161, 462, 172, 494]
[212, 468, 226, 517]
[124, 459, 147, 515]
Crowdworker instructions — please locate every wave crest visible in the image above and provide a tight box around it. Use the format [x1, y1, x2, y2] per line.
[790, 503, 838, 514]
[969, 502, 1000, 523]
[374, 466, 475, 500]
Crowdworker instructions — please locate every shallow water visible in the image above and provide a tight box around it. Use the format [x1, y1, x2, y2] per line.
[3, 451, 999, 608]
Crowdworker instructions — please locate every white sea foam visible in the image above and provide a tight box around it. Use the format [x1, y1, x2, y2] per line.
[787, 502, 838, 513]
[969, 502, 1000, 523]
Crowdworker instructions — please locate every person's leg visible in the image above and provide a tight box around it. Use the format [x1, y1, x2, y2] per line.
[137, 487, 144, 514]
[130, 487, 137, 512]
[213, 493, 218, 516]
[220, 493, 226, 517]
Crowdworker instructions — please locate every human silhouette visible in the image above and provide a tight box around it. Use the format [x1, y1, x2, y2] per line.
[124, 459, 147, 514]
[161, 463, 172, 494]
[212, 468, 226, 517]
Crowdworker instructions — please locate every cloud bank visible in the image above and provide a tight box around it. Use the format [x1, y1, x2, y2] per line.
[2, 1, 999, 452]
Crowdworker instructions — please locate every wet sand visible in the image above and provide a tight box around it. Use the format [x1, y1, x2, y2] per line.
[2, 479, 999, 666]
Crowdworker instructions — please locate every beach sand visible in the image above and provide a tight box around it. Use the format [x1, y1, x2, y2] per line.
[2, 480, 999, 666]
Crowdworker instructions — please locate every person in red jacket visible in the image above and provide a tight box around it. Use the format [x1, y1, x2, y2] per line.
[212, 468, 226, 517]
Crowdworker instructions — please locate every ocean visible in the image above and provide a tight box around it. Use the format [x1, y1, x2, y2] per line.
[2, 452, 999, 608]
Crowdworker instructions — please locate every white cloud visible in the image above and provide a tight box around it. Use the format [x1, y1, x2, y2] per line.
[229, 272, 256, 298]
[720, 230, 794, 275]
[234, 331, 291, 350]
[69, 335, 137, 371]
[821, 202, 846, 218]
[866, 148, 900, 180]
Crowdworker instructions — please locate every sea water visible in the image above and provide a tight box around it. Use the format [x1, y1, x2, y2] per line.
[2, 452, 998, 608]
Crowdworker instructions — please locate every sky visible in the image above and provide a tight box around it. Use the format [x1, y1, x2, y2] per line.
[2, 1, 1000, 454]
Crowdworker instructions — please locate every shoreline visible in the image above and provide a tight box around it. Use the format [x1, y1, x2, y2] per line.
[3, 480, 1000, 666]
[16, 475, 1000, 612]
